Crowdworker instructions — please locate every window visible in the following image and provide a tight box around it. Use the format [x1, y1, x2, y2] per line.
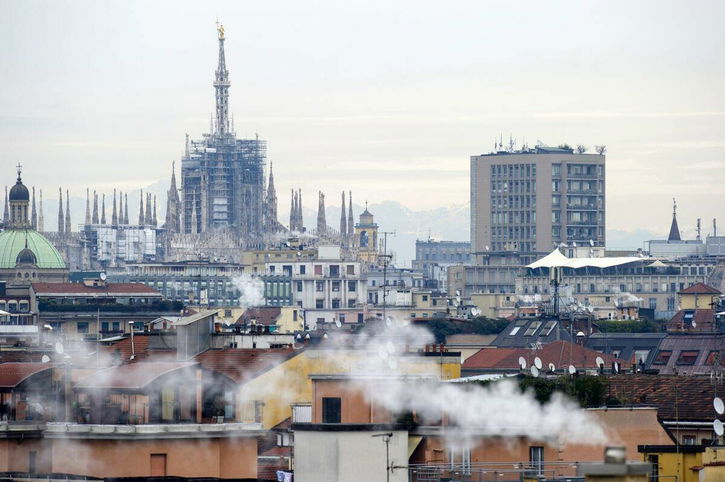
[653, 350, 672, 365]
[348, 299, 356, 308]
[705, 350, 719, 366]
[348, 281, 357, 292]
[647, 455, 659, 482]
[314, 265, 323, 275]
[315, 281, 324, 292]
[529, 446, 544, 475]
[332, 300, 340, 309]
[633, 350, 650, 364]
[322, 397, 341, 423]
[682, 310, 695, 326]
[296, 281, 303, 292]
[77, 322, 89, 334]
[523, 321, 542, 336]
[676, 350, 699, 365]
[224, 309, 232, 317]
[648, 298, 657, 310]
[346, 265, 355, 275]
[509, 326, 521, 336]
[315, 300, 323, 309]
[329, 265, 340, 276]
[332, 281, 340, 292]
[540, 321, 557, 337]
[683, 435, 696, 445]
[299, 265, 306, 275]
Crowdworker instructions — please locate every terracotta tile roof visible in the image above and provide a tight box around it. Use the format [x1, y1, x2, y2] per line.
[32, 282, 161, 296]
[667, 309, 717, 333]
[196, 348, 298, 383]
[235, 307, 282, 326]
[99, 335, 152, 363]
[0, 362, 53, 388]
[75, 361, 197, 389]
[463, 340, 626, 372]
[678, 282, 722, 295]
[607, 374, 723, 421]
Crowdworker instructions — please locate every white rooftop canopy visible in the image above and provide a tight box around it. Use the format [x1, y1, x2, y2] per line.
[527, 249, 648, 270]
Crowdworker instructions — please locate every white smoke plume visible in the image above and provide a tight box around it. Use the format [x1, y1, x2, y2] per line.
[344, 323, 607, 450]
[232, 274, 265, 319]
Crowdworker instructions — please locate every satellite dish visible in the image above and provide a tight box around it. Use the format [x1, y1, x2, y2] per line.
[534, 357, 542, 370]
[322, 333, 328, 340]
[692, 321, 697, 328]
[530, 366, 539, 378]
[715, 419, 724, 437]
[595, 356, 605, 368]
[613, 362, 620, 374]
[589, 239, 594, 247]
[100, 272, 107, 281]
[54, 342, 64, 355]
[295, 333, 302, 340]
[485, 245, 490, 251]
[548, 363, 556, 372]
[572, 241, 577, 247]
[41, 355, 50, 363]
[518, 357, 527, 370]
[568, 365, 576, 375]
[715, 397, 725, 415]
[335, 319, 342, 328]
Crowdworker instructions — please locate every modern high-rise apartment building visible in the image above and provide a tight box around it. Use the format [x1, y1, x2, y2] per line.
[471, 145, 605, 263]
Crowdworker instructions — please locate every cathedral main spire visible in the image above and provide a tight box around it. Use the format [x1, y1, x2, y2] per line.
[213, 22, 231, 136]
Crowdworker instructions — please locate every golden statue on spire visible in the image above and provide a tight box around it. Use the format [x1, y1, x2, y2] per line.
[216, 20, 225, 40]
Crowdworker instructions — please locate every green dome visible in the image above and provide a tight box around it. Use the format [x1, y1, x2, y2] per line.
[0, 229, 66, 269]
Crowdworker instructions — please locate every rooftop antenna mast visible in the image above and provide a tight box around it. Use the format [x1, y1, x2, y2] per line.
[378, 231, 396, 325]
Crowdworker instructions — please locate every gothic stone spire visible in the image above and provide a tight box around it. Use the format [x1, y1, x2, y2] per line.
[112, 189, 118, 225]
[139, 190, 145, 225]
[214, 22, 231, 135]
[65, 189, 71, 233]
[101, 193, 106, 224]
[92, 190, 99, 224]
[85, 188, 91, 225]
[57, 188, 64, 234]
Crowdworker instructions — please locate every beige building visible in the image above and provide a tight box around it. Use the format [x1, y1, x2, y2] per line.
[471, 146, 605, 263]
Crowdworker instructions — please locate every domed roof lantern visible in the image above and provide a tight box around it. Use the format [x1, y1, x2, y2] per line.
[9, 163, 30, 202]
[15, 236, 37, 266]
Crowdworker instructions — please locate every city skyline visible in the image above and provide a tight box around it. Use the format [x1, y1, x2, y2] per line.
[2, 0, 724, 241]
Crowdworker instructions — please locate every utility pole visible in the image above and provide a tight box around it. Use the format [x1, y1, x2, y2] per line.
[372, 432, 394, 482]
[378, 231, 395, 324]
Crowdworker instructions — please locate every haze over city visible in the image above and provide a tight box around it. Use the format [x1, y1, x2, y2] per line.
[2, 0, 723, 246]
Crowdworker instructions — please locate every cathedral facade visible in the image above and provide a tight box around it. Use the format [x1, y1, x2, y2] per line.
[177, 25, 272, 243]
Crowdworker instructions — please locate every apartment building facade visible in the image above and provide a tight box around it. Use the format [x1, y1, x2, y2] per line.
[471, 146, 605, 263]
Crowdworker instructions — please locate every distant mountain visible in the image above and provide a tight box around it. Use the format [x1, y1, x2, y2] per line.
[322, 201, 470, 267]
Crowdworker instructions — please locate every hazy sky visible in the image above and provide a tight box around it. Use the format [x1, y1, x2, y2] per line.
[1, 0, 724, 240]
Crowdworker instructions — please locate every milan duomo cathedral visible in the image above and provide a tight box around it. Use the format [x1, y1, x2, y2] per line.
[2, 24, 360, 270]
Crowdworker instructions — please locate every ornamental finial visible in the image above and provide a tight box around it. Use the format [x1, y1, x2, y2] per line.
[216, 20, 225, 40]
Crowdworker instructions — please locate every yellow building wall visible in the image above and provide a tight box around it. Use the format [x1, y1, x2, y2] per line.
[276, 306, 304, 333]
[640, 450, 702, 482]
[679, 293, 717, 310]
[238, 349, 460, 429]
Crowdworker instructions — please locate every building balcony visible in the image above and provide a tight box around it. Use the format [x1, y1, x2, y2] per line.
[0, 324, 38, 334]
